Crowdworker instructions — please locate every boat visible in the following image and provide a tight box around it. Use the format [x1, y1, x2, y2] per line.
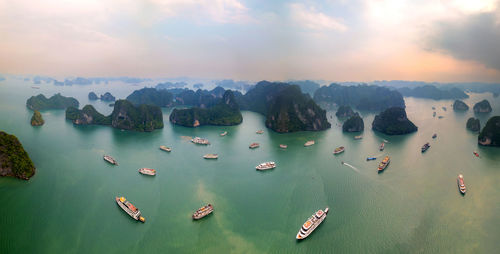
[421, 143, 430, 153]
[432, 133, 437, 139]
[333, 146, 345, 154]
[249, 143, 260, 149]
[379, 142, 385, 151]
[432, 106, 436, 110]
[138, 168, 156, 176]
[31, 86, 40, 89]
[103, 155, 118, 165]
[220, 131, 227, 136]
[296, 207, 329, 240]
[191, 137, 210, 145]
[192, 204, 214, 220]
[256, 161, 276, 171]
[442, 106, 447, 111]
[433, 112, 436, 117]
[256, 130, 264, 134]
[473, 151, 479, 157]
[304, 140, 315, 147]
[457, 174, 466, 194]
[279, 144, 287, 149]
[159, 145, 171, 152]
[377, 156, 390, 172]
[438, 116, 444, 119]
[366, 157, 376, 161]
[354, 135, 363, 140]
[383, 139, 389, 143]
[115, 196, 145, 222]
[203, 154, 218, 159]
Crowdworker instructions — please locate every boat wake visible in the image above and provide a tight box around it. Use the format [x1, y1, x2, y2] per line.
[341, 162, 360, 173]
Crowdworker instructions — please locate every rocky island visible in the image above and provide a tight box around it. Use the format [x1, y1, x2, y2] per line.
[466, 117, 480, 132]
[88, 92, 98, 100]
[473, 100, 492, 113]
[126, 88, 173, 107]
[453, 100, 469, 111]
[30, 110, 44, 126]
[336, 105, 355, 118]
[169, 90, 242, 127]
[313, 84, 405, 111]
[100, 92, 116, 101]
[0, 131, 35, 180]
[66, 100, 163, 132]
[478, 116, 500, 146]
[26, 93, 79, 110]
[342, 113, 364, 132]
[372, 107, 418, 135]
[398, 85, 468, 100]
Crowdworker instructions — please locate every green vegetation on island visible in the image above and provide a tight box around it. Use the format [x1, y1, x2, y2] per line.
[313, 84, 405, 111]
[466, 117, 480, 132]
[335, 105, 355, 118]
[66, 100, 163, 132]
[100, 92, 115, 101]
[126, 88, 173, 107]
[169, 90, 243, 127]
[0, 131, 35, 180]
[473, 100, 492, 113]
[88, 92, 98, 100]
[342, 113, 364, 132]
[453, 100, 469, 111]
[170, 87, 229, 108]
[478, 116, 500, 146]
[372, 107, 418, 135]
[30, 110, 44, 126]
[398, 85, 468, 100]
[26, 93, 79, 110]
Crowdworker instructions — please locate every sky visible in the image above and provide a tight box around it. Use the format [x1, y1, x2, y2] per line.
[0, 0, 499, 82]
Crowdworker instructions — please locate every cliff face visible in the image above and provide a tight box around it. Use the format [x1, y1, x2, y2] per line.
[343, 113, 364, 132]
[453, 100, 469, 111]
[111, 100, 163, 131]
[26, 93, 79, 110]
[30, 110, 45, 126]
[264, 85, 330, 133]
[0, 131, 35, 180]
[473, 100, 492, 113]
[66, 105, 111, 125]
[336, 105, 355, 117]
[478, 116, 500, 146]
[372, 107, 418, 135]
[313, 84, 405, 111]
[466, 117, 480, 132]
[169, 90, 243, 127]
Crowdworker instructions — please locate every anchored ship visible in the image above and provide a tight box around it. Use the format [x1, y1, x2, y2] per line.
[304, 140, 315, 147]
[220, 131, 228, 136]
[379, 142, 385, 151]
[256, 130, 264, 134]
[191, 137, 210, 145]
[203, 154, 218, 159]
[138, 168, 156, 176]
[366, 157, 376, 161]
[473, 151, 479, 157]
[421, 143, 430, 153]
[457, 174, 466, 194]
[432, 133, 437, 139]
[333, 146, 345, 154]
[279, 144, 288, 149]
[442, 106, 447, 111]
[192, 204, 214, 220]
[378, 156, 390, 172]
[256, 161, 276, 171]
[354, 135, 363, 140]
[296, 207, 329, 240]
[103, 155, 118, 165]
[433, 112, 436, 117]
[249, 143, 260, 149]
[159, 146, 172, 152]
[115, 196, 145, 222]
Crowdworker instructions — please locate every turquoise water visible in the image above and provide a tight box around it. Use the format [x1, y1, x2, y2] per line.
[0, 79, 499, 253]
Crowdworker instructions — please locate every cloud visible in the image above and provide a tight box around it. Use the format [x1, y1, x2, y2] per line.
[427, 8, 500, 70]
[289, 3, 347, 31]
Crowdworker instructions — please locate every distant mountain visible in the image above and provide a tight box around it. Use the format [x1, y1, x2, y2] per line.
[171, 87, 234, 108]
[313, 84, 405, 111]
[372, 107, 418, 135]
[398, 85, 468, 100]
[126, 88, 173, 107]
[215, 79, 254, 92]
[26, 93, 79, 110]
[155, 82, 188, 90]
[288, 80, 320, 96]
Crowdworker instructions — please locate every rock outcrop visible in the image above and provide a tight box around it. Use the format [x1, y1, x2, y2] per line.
[372, 107, 418, 135]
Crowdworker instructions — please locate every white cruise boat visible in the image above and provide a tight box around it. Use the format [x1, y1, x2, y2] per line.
[296, 207, 329, 240]
[256, 161, 276, 171]
[191, 137, 210, 145]
[304, 140, 315, 147]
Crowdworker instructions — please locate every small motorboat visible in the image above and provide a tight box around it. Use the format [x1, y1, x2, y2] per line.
[473, 151, 479, 157]
[366, 157, 376, 161]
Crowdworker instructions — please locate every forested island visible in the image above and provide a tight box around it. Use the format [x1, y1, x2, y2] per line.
[30, 110, 44, 126]
[313, 84, 405, 111]
[169, 90, 242, 127]
[26, 93, 79, 110]
[66, 100, 163, 132]
[126, 88, 173, 107]
[478, 116, 500, 146]
[453, 100, 469, 111]
[473, 100, 492, 113]
[88, 92, 115, 101]
[398, 85, 468, 100]
[342, 113, 364, 132]
[0, 131, 35, 180]
[88, 92, 98, 100]
[466, 117, 480, 132]
[372, 107, 418, 135]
